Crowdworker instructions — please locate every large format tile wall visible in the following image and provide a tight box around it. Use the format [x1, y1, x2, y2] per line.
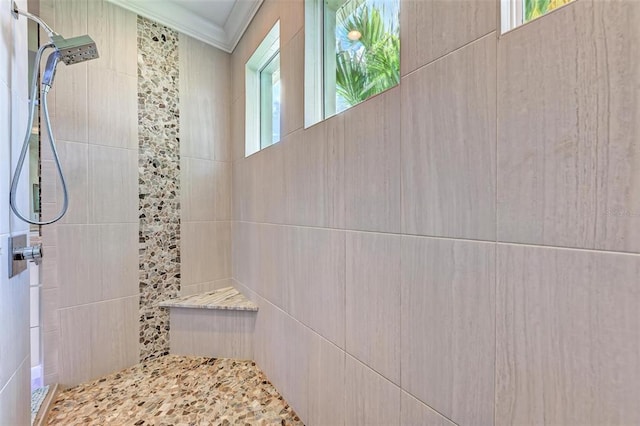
[179, 29, 233, 299]
[231, 0, 640, 425]
[0, 0, 31, 422]
[38, 0, 140, 386]
[39, 0, 231, 385]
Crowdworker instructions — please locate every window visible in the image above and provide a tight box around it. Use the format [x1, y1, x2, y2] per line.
[246, 21, 281, 156]
[305, 0, 399, 127]
[502, 0, 574, 32]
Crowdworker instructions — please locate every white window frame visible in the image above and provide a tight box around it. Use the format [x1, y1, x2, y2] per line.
[305, 0, 348, 127]
[246, 21, 280, 157]
[501, 0, 524, 33]
[305, 0, 325, 128]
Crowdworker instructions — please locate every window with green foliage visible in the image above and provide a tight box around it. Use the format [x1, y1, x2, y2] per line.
[246, 21, 280, 156]
[502, 0, 574, 32]
[305, 0, 399, 127]
[525, 0, 573, 21]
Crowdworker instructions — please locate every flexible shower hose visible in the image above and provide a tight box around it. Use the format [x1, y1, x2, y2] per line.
[9, 42, 70, 225]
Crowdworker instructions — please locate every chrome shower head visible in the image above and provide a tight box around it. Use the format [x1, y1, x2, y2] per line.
[51, 34, 99, 65]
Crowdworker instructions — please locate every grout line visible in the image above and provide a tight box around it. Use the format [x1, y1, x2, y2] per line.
[398, 5, 404, 409]
[234, 275, 405, 389]
[402, 30, 497, 80]
[0, 355, 29, 396]
[401, 387, 460, 426]
[57, 294, 139, 312]
[231, 220, 640, 257]
[493, 24, 499, 426]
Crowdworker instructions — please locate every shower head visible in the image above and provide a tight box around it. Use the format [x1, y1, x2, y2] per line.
[51, 35, 99, 65]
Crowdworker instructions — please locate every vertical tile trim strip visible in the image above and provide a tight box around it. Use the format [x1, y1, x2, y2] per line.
[137, 16, 181, 361]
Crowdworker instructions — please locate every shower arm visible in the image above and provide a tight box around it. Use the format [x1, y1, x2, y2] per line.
[11, 1, 57, 39]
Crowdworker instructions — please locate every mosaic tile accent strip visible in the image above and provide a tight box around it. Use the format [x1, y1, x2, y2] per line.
[158, 287, 259, 311]
[137, 16, 181, 361]
[45, 356, 304, 425]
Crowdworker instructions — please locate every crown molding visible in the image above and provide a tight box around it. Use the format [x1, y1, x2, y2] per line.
[106, 0, 263, 53]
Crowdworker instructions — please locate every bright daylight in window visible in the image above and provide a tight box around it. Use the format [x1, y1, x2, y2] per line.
[246, 21, 280, 157]
[502, 0, 574, 33]
[305, 0, 399, 127]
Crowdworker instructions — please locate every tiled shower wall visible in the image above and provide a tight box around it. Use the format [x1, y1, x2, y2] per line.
[40, 0, 231, 386]
[0, 0, 31, 422]
[231, 0, 640, 425]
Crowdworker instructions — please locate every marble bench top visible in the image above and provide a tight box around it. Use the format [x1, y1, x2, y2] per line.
[158, 286, 259, 311]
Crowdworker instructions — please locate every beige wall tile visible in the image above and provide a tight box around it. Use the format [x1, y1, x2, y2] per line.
[401, 34, 496, 240]
[42, 329, 59, 381]
[497, 0, 640, 252]
[256, 142, 286, 224]
[232, 221, 260, 293]
[251, 294, 288, 389]
[401, 391, 455, 426]
[98, 223, 139, 298]
[346, 355, 401, 426]
[0, 248, 30, 390]
[51, 63, 88, 143]
[308, 332, 346, 426]
[346, 231, 401, 384]
[54, 0, 87, 37]
[88, 144, 138, 223]
[0, 9, 12, 87]
[43, 373, 59, 387]
[40, 160, 57, 204]
[169, 308, 256, 360]
[181, 221, 232, 285]
[0, 358, 30, 426]
[55, 140, 88, 224]
[180, 279, 233, 297]
[496, 244, 640, 426]
[259, 223, 287, 309]
[59, 296, 138, 386]
[180, 36, 231, 161]
[9, 95, 30, 234]
[56, 224, 94, 306]
[214, 161, 232, 220]
[285, 226, 345, 348]
[400, 0, 496, 75]
[87, 67, 138, 149]
[280, 30, 304, 137]
[230, 37, 246, 105]
[41, 236, 59, 290]
[42, 287, 60, 333]
[0, 84, 9, 235]
[182, 157, 216, 222]
[232, 156, 251, 221]
[87, 0, 137, 77]
[58, 223, 138, 307]
[231, 96, 245, 160]
[401, 236, 495, 426]
[344, 87, 401, 233]
[284, 114, 345, 228]
[281, 313, 312, 423]
[279, 0, 304, 45]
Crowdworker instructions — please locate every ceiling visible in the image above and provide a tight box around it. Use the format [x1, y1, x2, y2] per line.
[105, 0, 263, 53]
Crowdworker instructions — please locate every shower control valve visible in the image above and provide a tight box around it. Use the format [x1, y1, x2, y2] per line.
[13, 244, 43, 266]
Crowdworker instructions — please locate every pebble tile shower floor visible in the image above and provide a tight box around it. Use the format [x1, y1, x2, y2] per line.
[46, 355, 304, 425]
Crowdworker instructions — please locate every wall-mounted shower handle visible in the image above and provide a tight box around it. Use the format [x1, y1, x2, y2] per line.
[13, 244, 43, 266]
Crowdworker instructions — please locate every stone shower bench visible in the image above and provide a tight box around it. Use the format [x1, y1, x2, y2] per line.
[159, 286, 258, 360]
